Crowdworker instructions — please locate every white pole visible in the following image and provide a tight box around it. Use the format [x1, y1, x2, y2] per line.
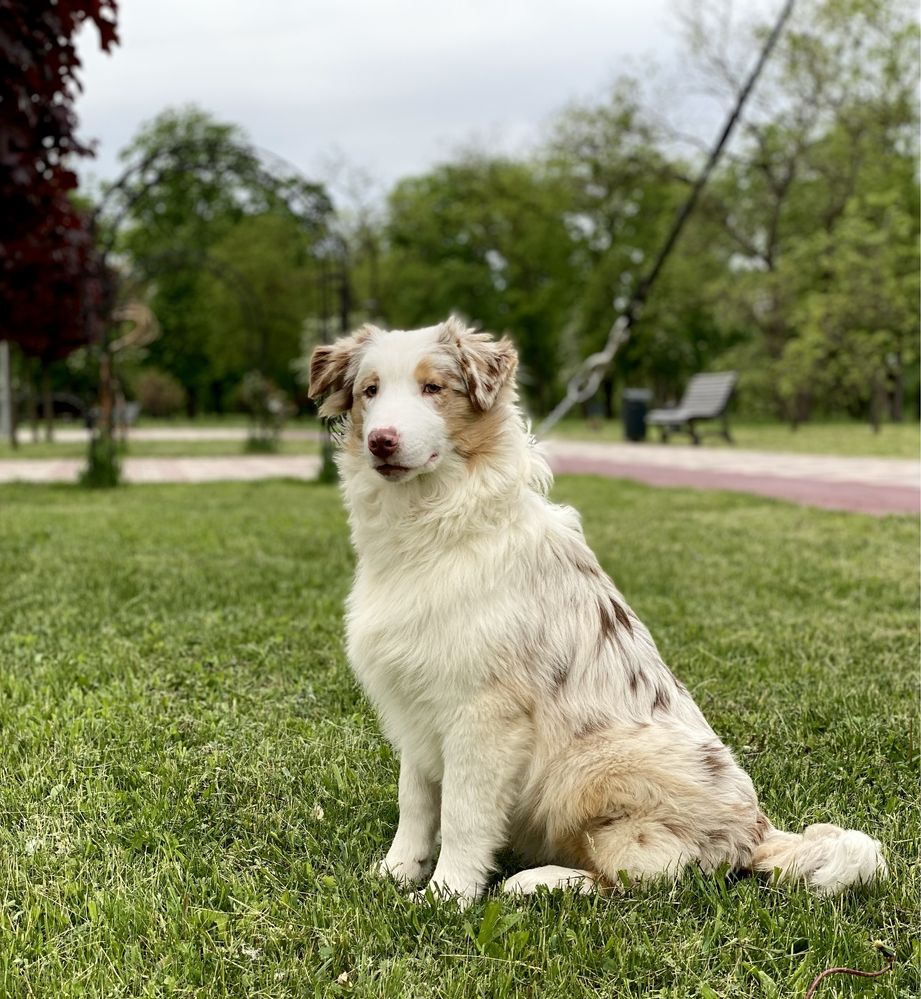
[0, 340, 10, 442]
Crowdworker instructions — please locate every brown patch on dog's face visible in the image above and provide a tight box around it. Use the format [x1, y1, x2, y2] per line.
[343, 369, 380, 457]
[441, 390, 513, 468]
[410, 346, 515, 469]
[308, 324, 379, 417]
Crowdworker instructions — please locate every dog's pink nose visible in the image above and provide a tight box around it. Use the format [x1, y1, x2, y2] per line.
[368, 427, 399, 459]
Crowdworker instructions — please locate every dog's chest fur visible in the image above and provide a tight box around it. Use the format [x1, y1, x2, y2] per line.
[346, 526, 523, 754]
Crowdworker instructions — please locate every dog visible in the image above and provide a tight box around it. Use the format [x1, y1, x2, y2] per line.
[308, 316, 886, 903]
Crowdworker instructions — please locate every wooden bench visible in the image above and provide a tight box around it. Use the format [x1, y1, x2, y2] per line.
[647, 372, 737, 445]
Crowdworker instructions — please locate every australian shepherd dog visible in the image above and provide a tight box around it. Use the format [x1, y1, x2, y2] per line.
[308, 317, 885, 904]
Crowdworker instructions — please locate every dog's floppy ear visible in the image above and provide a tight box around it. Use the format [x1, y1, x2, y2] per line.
[308, 325, 379, 417]
[440, 316, 518, 411]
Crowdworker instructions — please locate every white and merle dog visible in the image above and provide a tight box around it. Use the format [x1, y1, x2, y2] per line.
[308, 317, 886, 903]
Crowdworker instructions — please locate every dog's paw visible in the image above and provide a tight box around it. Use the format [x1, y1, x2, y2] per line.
[375, 853, 432, 886]
[502, 866, 596, 896]
[411, 879, 477, 910]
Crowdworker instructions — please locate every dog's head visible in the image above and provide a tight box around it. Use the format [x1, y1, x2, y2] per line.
[308, 317, 518, 482]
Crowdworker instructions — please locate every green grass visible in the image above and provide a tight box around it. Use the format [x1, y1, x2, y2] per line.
[0, 480, 916, 998]
[550, 417, 920, 459]
[0, 438, 320, 460]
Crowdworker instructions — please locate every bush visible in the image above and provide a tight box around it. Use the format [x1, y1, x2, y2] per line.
[238, 370, 292, 452]
[134, 368, 187, 418]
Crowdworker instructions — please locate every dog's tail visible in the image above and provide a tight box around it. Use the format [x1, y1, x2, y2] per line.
[750, 820, 886, 895]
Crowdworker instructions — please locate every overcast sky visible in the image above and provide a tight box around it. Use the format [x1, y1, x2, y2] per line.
[74, 0, 773, 197]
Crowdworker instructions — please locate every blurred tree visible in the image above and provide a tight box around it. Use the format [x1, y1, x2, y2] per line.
[383, 156, 577, 413]
[781, 190, 919, 428]
[193, 213, 318, 397]
[0, 0, 118, 442]
[544, 79, 736, 413]
[110, 106, 332, 412]
[682, 0, 919, 423]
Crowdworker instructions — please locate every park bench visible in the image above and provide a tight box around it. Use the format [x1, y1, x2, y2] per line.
[647, 371, 737, 445]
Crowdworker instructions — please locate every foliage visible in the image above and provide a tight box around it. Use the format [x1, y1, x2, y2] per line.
[543, 79, 743, 411]
[88, 1, 919, 426]
[109, 107, 333, 412]
[238, 370, 292, 452]
[0, 478, 915, 995]
[382, 156, 578, 413]
[0, 0, 118, 362]
[134, 368, 188, 418]
[372, 0, 920, 422]
[688, 0, 920, 421]
[781, 190, 919, 424]
[193, 214, 320, 394]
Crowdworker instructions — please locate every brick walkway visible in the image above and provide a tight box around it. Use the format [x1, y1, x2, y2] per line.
[1, 435, 917, 516]
[543, 441, 919, 516]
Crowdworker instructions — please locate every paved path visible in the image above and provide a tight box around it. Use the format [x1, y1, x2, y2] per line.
[1, 435, 916, 516]
[543, 441, 919, 516]
[0, 455, 320, 484]
[47, 427, 323, 442]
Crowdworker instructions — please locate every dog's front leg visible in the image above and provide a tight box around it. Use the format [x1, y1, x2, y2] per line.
[425, 706, 530, 904]
[378, 754, 440, 885]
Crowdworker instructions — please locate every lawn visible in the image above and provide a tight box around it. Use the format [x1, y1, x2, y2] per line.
[0, 438, 320, 460]
[550, 418, 920, 459]
[0, 479, 916, 998]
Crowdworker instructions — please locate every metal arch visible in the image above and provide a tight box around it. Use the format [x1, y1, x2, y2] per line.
[92, 137, 333, 268]
[118, 248, 270, 369]
[87, 134, 340, 349]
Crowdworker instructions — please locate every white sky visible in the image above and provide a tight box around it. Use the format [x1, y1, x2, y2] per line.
[74, 0, 776, 197]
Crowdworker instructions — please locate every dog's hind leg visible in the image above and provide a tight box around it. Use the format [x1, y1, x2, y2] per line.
[503, 866, 596, 895]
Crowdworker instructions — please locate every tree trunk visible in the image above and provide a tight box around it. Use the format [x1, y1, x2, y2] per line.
[99, 351, 114, 439]
[889, 354, 904, 423]
[602, 377, 615, 420]
[0, 339, 14, 449]
[27, 364, 39, 443]
[869, 373, 884, 434]
[41, 362, 53, 442]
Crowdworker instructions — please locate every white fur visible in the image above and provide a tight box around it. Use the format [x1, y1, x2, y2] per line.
[503, 866, 596, 895]
[312, 320, 887, 904]
[357, 327, 450, 480]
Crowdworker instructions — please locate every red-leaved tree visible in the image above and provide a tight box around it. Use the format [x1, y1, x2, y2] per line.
[0, 0, 118, 436]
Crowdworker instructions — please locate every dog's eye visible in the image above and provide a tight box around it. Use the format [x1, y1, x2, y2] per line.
[364, 384, 378, 398]
[422, 383, 442, 395]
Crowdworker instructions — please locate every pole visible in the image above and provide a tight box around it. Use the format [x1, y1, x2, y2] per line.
[0, 340, 12, 446]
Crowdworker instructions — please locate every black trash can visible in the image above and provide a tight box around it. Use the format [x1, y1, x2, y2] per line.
[621, 388, 652, 442]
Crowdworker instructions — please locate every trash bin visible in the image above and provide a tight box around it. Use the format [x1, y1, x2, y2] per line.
[621, 388, 652, 442]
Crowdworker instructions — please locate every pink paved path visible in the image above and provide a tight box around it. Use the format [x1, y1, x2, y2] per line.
[548, 454, 918, 516]
[543, 441, 918, 516]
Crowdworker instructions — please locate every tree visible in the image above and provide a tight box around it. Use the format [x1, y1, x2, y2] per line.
[193, 213, 319, 397]
[680, 0, 920, 422]
[108, 106, 332, 412]
[544, 79, 734, 412]
[0, 0, 119, 442]
[383, 156, 577, 413]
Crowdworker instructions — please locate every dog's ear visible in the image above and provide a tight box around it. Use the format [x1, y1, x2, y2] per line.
[440, 316, 518, 411]
[308, 325, 379, 417]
